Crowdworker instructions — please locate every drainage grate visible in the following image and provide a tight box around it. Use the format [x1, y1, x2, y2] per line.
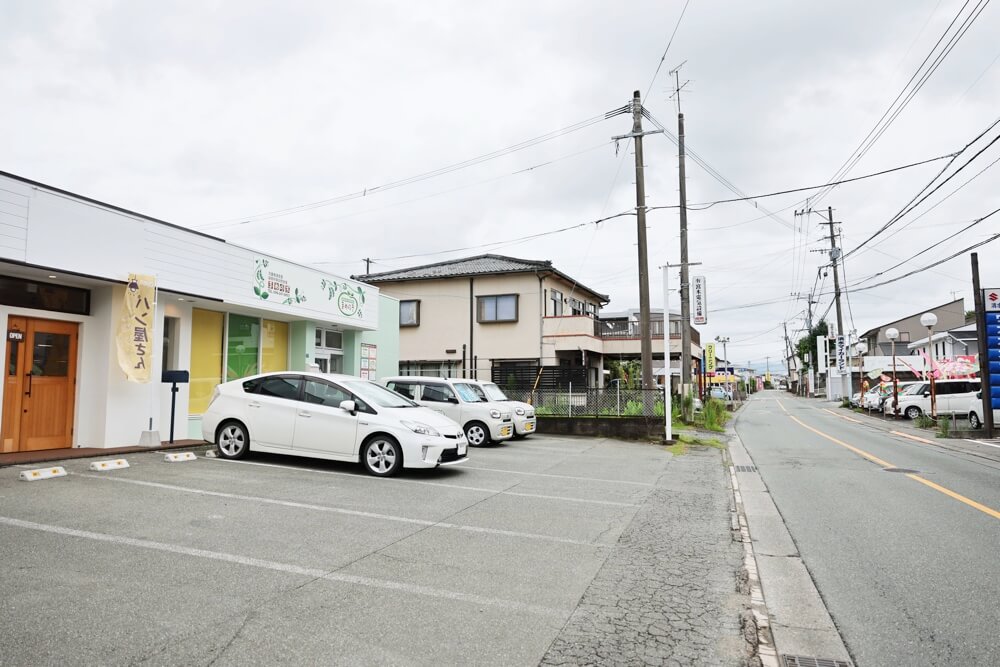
[882, 467, 919, 474]
[781, 655, 852, 667]
[734, 465, 757, 473]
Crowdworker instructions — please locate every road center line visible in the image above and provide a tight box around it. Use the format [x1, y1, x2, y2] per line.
[776, 400, 788, 414]
[786, 416, 1000, 522]
[77, 474, 603, 547]
[205, 458, 637, 506]
[0, 516, 564, 618]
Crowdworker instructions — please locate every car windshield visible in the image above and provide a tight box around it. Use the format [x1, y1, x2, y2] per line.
[482, 383, 509, 401]
[454, 382, 487, 402]
[902, 384, 925, 395]
[342, 380, 418, 408]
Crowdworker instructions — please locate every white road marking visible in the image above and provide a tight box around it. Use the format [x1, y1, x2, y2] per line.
[0, 516, 564, 618]
[965, 439, 1000, 449]
[206, 457, 642, 504]
[77, 474, 607, 547]
[458, 465, 654, 486]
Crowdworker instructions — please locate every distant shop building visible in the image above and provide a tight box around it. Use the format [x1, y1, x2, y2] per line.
[0, 171, 398, 453]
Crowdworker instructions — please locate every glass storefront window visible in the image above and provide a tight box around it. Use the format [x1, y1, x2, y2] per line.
[190, 309, 224, 414]
[227, 314, 260, 381]
[261, 320, 289, 373]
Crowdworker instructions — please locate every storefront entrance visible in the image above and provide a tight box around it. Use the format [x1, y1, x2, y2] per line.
[2, 317, 79, 452]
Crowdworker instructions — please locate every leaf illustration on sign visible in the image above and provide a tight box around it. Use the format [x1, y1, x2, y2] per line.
[253, 259, 270, 300]
[321, 279, 364, 317]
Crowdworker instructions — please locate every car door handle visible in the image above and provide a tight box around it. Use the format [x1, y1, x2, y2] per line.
[298, 411, 312, 418]
[248, 401, 262, 408]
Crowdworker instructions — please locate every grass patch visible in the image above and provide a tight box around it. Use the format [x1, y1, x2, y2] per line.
[668, 432, 726, 455]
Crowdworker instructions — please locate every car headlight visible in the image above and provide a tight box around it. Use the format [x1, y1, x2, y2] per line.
[514, 407, 525, 416]
[489, 409, 501, 419]
[401, 421, 440, 437]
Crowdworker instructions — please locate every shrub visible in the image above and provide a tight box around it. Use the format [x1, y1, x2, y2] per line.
[937, 414, 951, 438]
[703, 398, 729, 432]
[914, 413, 935, 429]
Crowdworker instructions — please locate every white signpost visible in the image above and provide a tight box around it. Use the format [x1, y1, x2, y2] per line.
[692, 276, 707, 325]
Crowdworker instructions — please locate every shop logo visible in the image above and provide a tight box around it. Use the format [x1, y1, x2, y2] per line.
[338, 291, 359, 316]
[321, 279, 366, 318]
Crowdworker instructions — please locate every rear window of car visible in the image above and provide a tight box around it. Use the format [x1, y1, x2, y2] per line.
[387, 381, 416, 399]
[257, 376, 303, 399]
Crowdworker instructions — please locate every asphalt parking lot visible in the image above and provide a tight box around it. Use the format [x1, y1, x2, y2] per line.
[0, 435, 675, 665]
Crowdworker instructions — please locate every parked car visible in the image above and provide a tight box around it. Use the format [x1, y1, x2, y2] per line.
[465, 380, 537, 438]
[895, 379, 981, 420]
[202, 372, 468, 476]
[850, 392, 862, 408]
[708, 386, 732, 401]
[880, 381, 921, 415]
[381, 376, 514, 446]
[964, 391, 1000, 430]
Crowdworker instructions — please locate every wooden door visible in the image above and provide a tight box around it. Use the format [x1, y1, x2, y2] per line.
[1, 318, 78, 452]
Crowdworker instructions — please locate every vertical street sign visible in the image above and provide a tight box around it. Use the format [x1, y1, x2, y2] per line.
[817, 335, 828, 374]
[705, 342, 716, 374]
[984, 289, 1000, 413]
[836, 335, 846, 374]
[692, 276, 707, 325]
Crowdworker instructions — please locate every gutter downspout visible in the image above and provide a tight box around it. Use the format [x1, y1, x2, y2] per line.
[538, 272, 544, 367]
[469, 278, 474, 379]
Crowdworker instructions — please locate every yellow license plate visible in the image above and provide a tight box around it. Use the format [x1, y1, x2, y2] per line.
[525, 423, 534, 431]
[501, 427, 512, 436]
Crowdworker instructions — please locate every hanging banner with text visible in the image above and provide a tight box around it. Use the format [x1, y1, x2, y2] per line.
[692, 276, 708, 325]
[705, 342, 717, 374]
[116, 274, 156, 383]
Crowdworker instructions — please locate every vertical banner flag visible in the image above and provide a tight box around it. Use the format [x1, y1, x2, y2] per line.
[835, 334, 847, 374]
[817, 335, 828, 374]
[705, 342, 717, 374]
[692, 276, 708, 325]
[117, 274, 156, 383]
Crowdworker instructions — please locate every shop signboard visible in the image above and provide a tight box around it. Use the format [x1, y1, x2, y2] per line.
[117, 274, 156, 383]
[692, 276, 708, 325]
[360, 343, 378, 380]
[705, 342, 716, 374]
[836, 335, 846, 374]
[985, 289, 1000, 410]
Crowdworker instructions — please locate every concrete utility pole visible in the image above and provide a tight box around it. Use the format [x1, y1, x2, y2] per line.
[672, 68, 694, 400]
[820, 206, 849, 400]
[612, 91, 663, 390]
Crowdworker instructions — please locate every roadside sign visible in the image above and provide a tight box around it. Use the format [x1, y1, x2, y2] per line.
[984, 288, 1000, 311]
[705, 343, 716, 373]
[692, 276, 708, 325]
[836, 335, 846, 373]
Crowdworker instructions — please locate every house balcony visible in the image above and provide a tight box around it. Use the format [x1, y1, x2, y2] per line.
[598, 319, 701, 360]
[541, 315, 603, 353]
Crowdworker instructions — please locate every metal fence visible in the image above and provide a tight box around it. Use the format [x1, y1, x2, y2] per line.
[504, 388, 668, 417]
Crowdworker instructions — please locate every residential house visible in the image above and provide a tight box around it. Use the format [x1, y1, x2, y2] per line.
[357, 255, 609, 388]
[600, 308, 702, 390]
[859, 298, 966, 355]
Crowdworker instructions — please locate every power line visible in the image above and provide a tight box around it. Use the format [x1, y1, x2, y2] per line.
[197, 107, 630, 230]
[644, 0, 692, 99]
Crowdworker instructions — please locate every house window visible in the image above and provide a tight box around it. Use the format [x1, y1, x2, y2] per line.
[478, 294, 518, 323]
[400, 300, 420, 327]
[899, 331, 910, 342]
[569, 298, 584, 315]
[549, 289, 563, 316]
[585, 303, 597, 318]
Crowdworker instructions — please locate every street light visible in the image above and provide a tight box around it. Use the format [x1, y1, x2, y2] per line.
[920, 312, 938, 418]
[885, 327, 900, 417]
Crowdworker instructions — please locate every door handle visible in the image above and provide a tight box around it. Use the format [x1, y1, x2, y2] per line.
[298, 411, 312, 418]
[248, 401, 262, 408]
[24, 372, 32, 398]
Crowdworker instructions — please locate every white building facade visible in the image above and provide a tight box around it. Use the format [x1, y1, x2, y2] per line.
[0, 171, 398, 452]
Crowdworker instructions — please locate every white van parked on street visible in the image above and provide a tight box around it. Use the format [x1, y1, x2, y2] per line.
[895, 379, 981, 420]
[381, 376, 514, 446]
[963, 391, 1000, 430]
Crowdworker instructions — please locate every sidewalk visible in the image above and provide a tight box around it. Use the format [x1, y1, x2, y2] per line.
[540, 442, 756, 667]
[0, 440, 207, 468]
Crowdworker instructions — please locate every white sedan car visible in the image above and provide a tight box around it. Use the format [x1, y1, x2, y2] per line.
[202, 372, 468, 476]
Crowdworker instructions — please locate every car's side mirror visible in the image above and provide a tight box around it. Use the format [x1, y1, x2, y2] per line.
[923, 391, 931, 397]
[339, 400, 357, 415]
[448, 396, 459, 404]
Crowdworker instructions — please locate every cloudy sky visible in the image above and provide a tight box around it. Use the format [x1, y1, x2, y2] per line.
[3, 0, 999, 370]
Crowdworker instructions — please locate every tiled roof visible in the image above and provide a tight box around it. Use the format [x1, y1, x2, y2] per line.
[355, 254, 609, 302]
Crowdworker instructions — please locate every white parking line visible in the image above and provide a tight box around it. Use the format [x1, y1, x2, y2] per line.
[0, 516, 564, 618]
[78, 474, 607, 547]
[206, 458, 640, 506]
[965, 439, 1000, 449]
[458, 465, 655, 486]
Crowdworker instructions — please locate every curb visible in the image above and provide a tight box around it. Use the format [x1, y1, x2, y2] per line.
[726, 446, 779, 667]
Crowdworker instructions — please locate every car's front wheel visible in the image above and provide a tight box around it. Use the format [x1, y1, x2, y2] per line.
[216, 421, 249, 460]
[362, 436, 402, 477]
[465, 421, 490, 447]
[905, 405, 922, 420]
[969, 411, 982, 430]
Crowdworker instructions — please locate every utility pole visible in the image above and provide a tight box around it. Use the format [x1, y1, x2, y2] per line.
[672, 66, 694, 400]
[364, 257, 372, 275]
[821, 206, 848, 401]
[613, 91, 663, 390]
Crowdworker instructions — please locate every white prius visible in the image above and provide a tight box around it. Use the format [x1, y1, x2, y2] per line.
[202, 372, 468, 476]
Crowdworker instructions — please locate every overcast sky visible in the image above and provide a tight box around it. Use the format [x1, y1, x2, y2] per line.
[3, 0, 999, 370]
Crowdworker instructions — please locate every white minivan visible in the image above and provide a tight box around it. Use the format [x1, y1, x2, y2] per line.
[382, 376, 514, 446]
[465, 380, 537, 438]
[895, 379, 981, 420]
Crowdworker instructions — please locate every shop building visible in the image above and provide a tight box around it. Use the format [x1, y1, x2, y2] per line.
[0, 170, 398, 452]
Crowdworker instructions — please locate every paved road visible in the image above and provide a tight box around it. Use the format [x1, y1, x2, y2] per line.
[1, 434, 749, 666]
[736, 391, 1000, 666]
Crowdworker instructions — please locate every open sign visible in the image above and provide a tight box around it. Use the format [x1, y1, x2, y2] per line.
[8, 330, 24, 342]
